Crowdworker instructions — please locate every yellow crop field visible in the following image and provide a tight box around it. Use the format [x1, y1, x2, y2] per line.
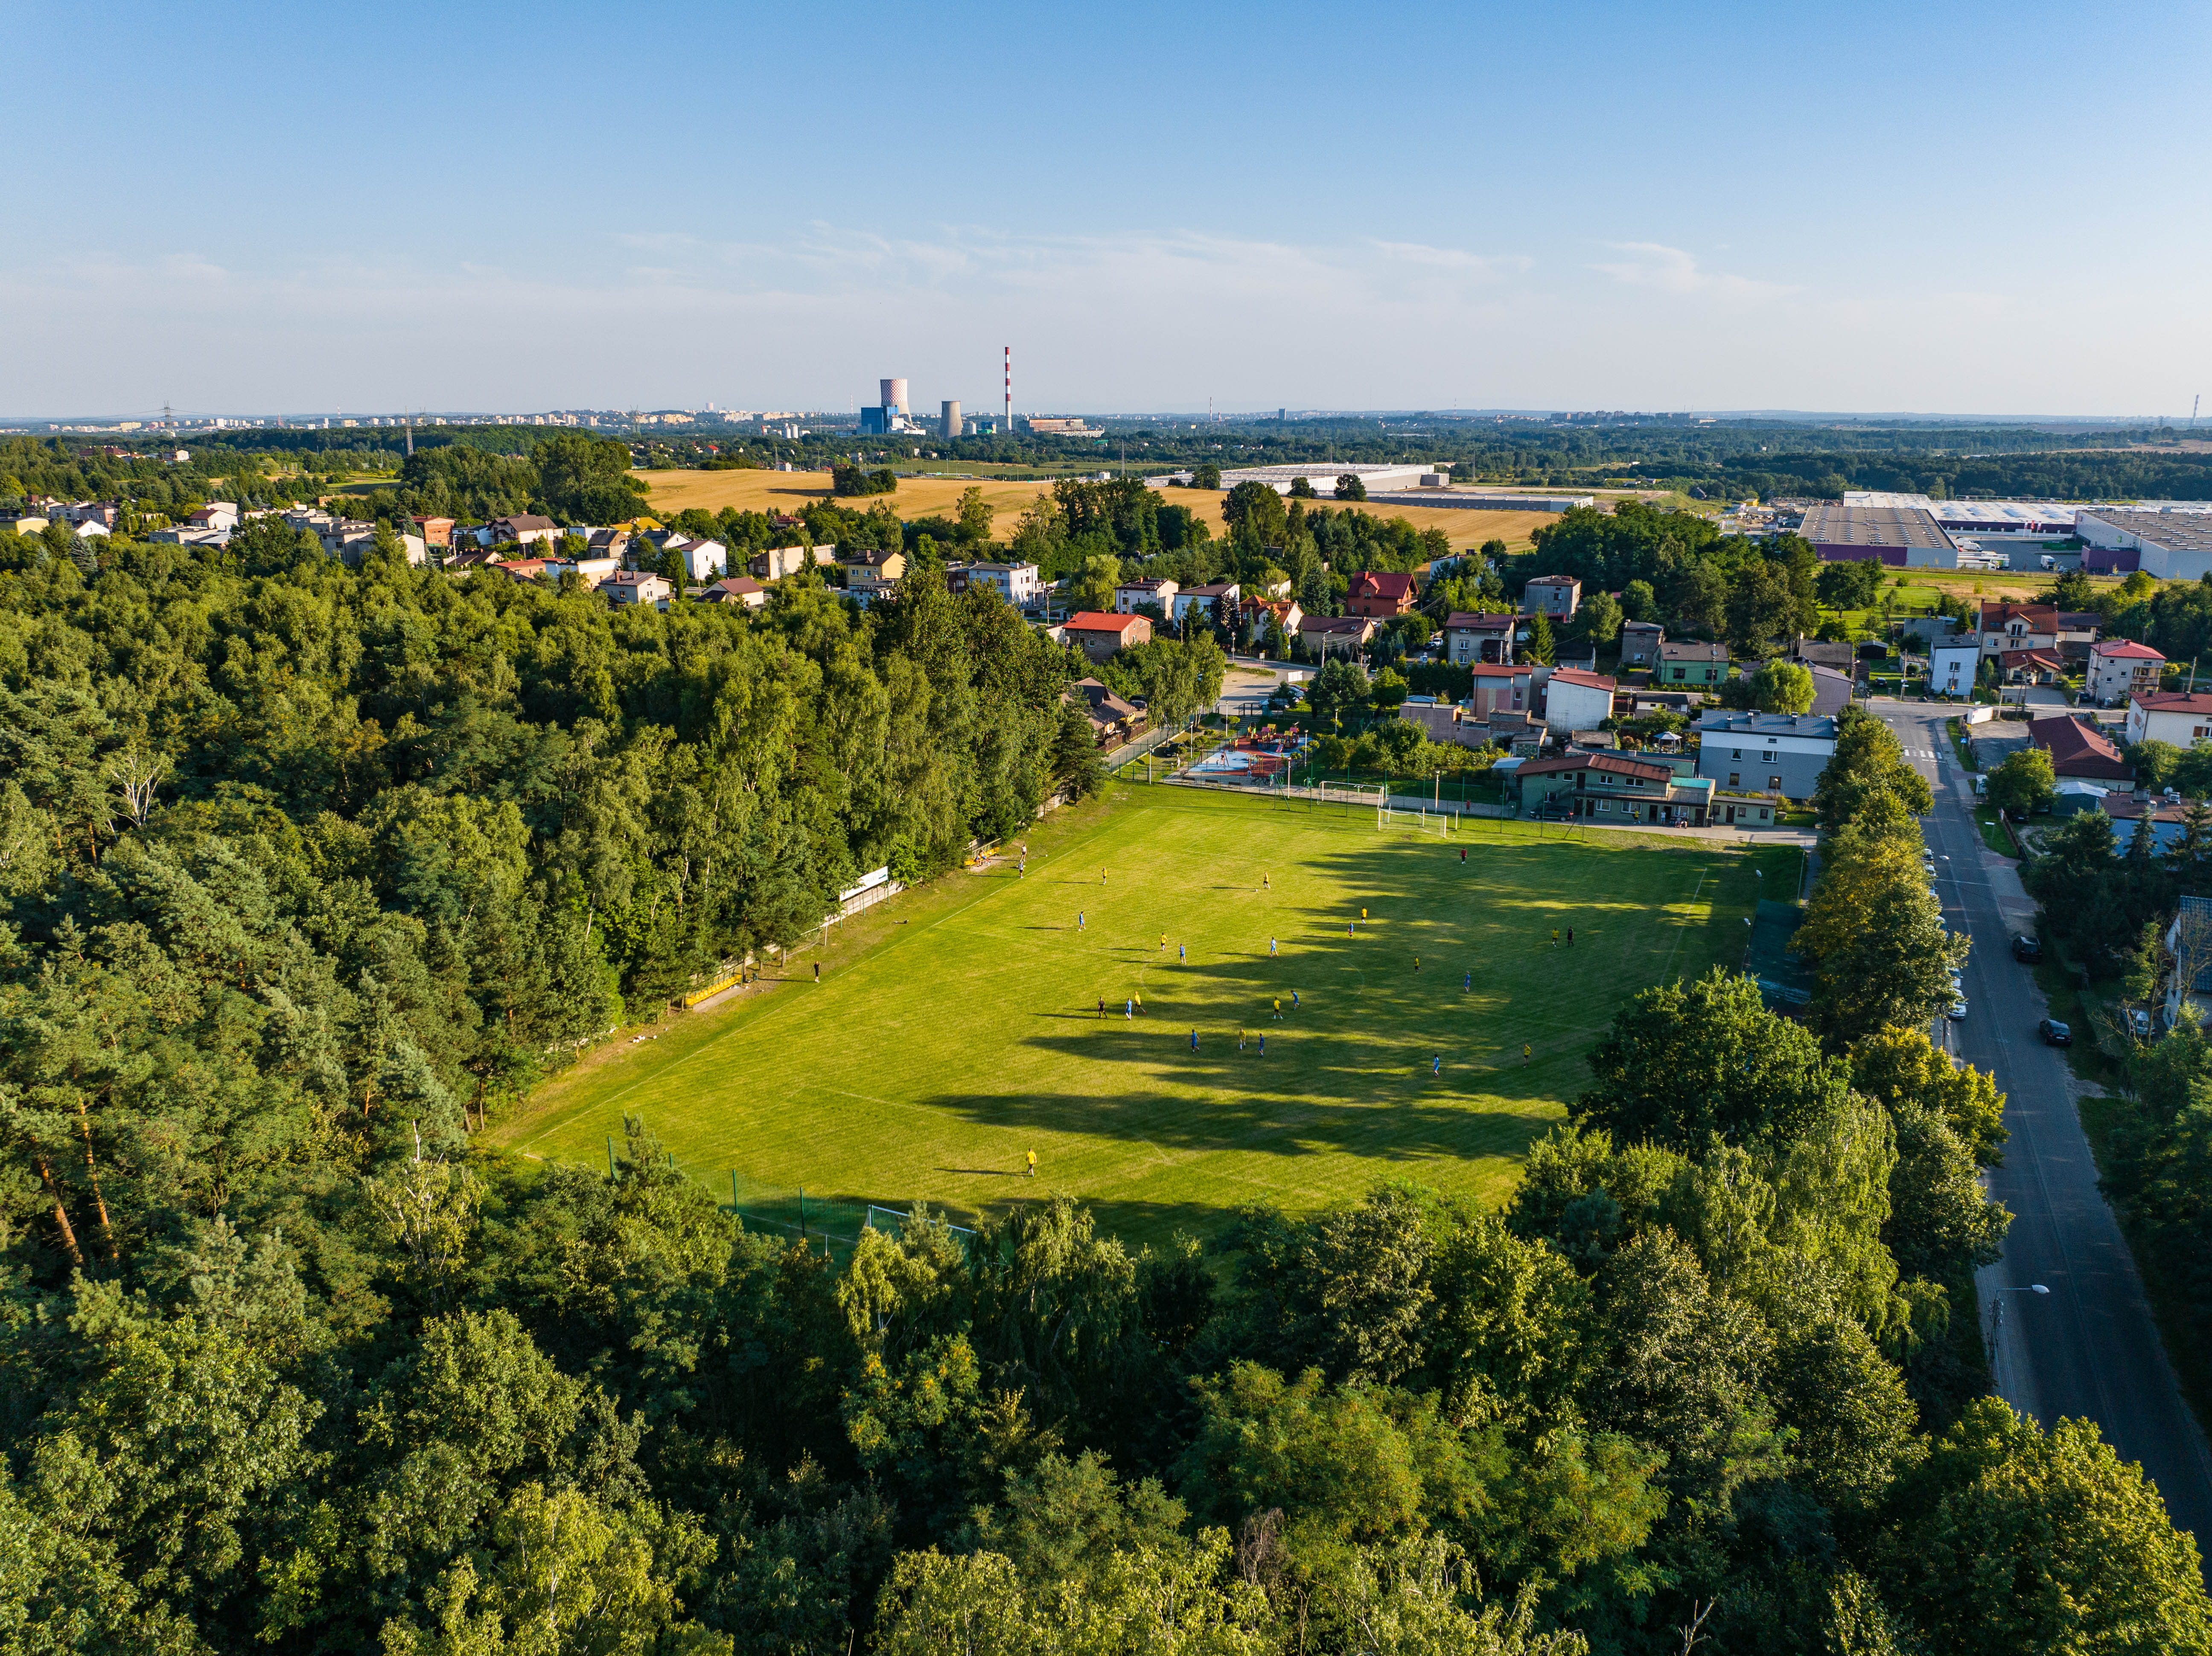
[638, 469, 1556, 553]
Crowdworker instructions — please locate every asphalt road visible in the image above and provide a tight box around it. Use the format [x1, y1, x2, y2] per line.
[1874, 699, 2212, 1554]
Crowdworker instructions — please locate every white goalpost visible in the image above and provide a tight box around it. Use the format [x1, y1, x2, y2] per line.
[1377, 803, 1454, 836]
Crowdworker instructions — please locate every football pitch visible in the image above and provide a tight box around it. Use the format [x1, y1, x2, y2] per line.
[498, 786, 1799, 1245]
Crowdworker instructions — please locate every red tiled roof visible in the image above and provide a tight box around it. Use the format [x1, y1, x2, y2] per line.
[1999, 648, 2066, 671]
[1980, 602, 2058, 627]
[1349, 571, 1415, 600]
[1064, 611, 1144, 633]
[1548, 668, 1617, 691]
[1445, 611, 1517, 629]
[2030, 716, 2132, 781]
[2094, 639, 2163, 661]
[2132, 691, 2212, 716]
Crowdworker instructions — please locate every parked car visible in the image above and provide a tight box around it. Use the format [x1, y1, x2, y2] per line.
[2127, 1009, 2152, 1039]
[2011, 934, 2043, 963]
[1948, 999, 1968, 1021]
[2039, 1018, 2072, 1046]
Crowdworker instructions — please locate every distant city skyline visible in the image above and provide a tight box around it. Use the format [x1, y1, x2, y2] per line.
[9, 0, 2209, 419]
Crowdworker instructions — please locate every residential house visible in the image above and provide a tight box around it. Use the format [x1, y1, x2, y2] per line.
[2164, 895, 2212, 1030]
[1523, 574, 1581, 619]
[586, 527, 632, 562]
[1511, 751, 1716, 826]
[838, 546, 907, 584]
[1553, 641, 1598, 675]
[1997, 648, 2067, 686]
[1067, 677, 1144, 746]
[1788, 636, 1856, 674]
[492, 514, 560, 548]
[2086, 639, 2164, 706]
[2054, 611, 2104, 664]
[2104, 792, 2190, 856]
[1344, 570, 1416, 619]
[844, 576, 901, 608]
[660, 535, 728, 581]
[1, 515, 51, 536]
[1443, 611, 1530, 666]
[2029, 716, 2133, 783]
[186, 502, 241, 532]
[751, 544, 836, 581]
[448, 547, 506, 571]
[1115, 578, 1180, 616]
[601, 570, 672, 610]
[413, 516, 457, 548]
[1542, 668, 1617, 733]
[1464, 663, 1536, 718]
[1482, 713, 1545, 755]
[1063, 611, 1151, 664]
[338, 527, 427, 566]
[1300, 614, 1377, 658]
[1619, 620, 1664, 669]
[700, 576, 768, 610]
[571, 556, 621, 588]
[1807, 665, 1854, 719]
[1930, 639, 1982, 696]
[957, 561, 1045, 606]
[1694, 711, 1839, 800]
[495, 559, 552, 583]
[1172, 581, 1241, 625]
[2126, 691, 2212, 748]
[1241, 596, 1303, 650]
[1978, 602, 2058, 655]
[1658, 640, 1730, 688]
[1399, 700, 1486, 749]
[72, 518, 111, 538]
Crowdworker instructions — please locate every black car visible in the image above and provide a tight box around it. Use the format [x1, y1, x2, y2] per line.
[2039, 1018, 2072, 1046]
[2012, 934, 2044, 963]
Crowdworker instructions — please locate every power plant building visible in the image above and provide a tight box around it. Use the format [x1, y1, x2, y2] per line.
[860, 376, 924, 436]
[941, 400, 962, 439]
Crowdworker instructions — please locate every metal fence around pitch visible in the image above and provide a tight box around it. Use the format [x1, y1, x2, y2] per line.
[721, 1170, 870, 1263]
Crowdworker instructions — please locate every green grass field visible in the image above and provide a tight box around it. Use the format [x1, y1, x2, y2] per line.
[497, 787, 1800, 1246]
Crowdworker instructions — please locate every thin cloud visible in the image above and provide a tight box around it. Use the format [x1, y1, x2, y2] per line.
[1591, 242, 1795, 299]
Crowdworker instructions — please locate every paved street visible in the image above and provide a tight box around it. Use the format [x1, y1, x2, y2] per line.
[1873, 698, 2212, 1552]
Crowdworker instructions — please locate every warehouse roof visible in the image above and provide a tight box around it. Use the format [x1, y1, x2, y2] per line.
[2079, 509, 2212, 556]
[1802, 502, 1956, 552]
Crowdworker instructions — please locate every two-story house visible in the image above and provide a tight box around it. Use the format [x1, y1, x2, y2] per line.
[1115, 578, 1179, 615]
[1978, 602, 2059, 656]
[2086, 639, 2164, 706]
[1523, 574, 1581, 619]
[1344, 570, 1416, 619]
[2126, 691, 2212, 748]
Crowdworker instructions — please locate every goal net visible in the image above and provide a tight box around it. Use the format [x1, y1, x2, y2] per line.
[1377, 805, 1454, 836]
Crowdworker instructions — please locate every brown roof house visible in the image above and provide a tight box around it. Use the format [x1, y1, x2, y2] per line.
[2029, 716, 2133, 783]
[1344, 570, 1416, 618]
[1067, 677, 1144, 746]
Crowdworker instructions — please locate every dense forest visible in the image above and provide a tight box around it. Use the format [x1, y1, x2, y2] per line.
[2, 514, 2209, 1651]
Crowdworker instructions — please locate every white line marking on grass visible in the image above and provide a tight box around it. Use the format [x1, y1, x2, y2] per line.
[1657, 861, 1716, 984]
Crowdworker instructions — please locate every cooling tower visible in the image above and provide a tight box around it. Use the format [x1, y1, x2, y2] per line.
[941, 400, 962, 439]
[881, 378, 908, 416]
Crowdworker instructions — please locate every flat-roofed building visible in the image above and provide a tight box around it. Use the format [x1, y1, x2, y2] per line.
[1802, 502, 1961, 569]
[1845, 492, 2078, 538]
[2077, 508, 2212, 579]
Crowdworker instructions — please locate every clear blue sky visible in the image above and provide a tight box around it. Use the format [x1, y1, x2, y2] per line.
[9, 0, 2209, 418]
